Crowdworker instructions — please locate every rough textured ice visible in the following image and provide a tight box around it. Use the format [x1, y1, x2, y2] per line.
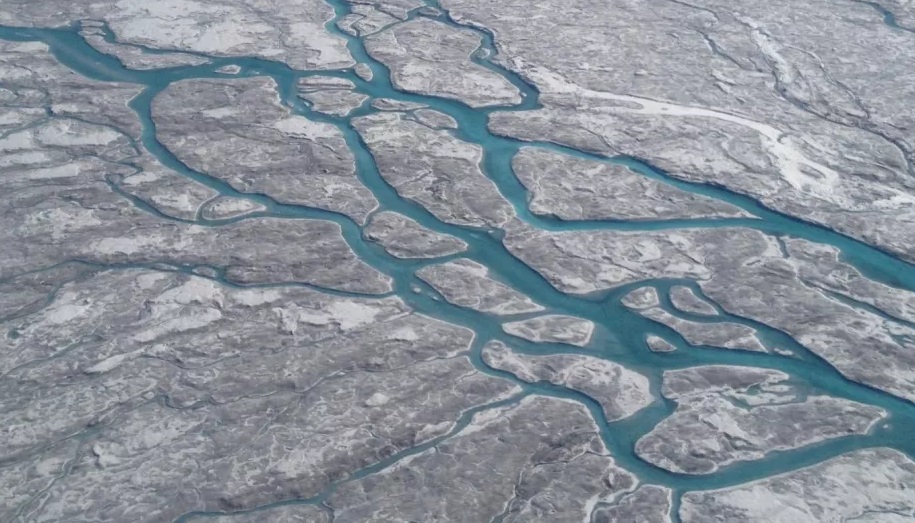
[1, 269, 520, 520]
[680, 448, 915, 522]
[646, 335, 677, 353]
[0, 0, 354, 70]
[593, 485, 673, 523]
[3, 0, 915, 519]
[513, 147, 748, 221]
[482, 341, 653, 421]
[365, 17, 522, 107]
[636, 305, 768, 353]
[365, 210, 468, 259]
[502, 314, 595, 346]
[417, 259, 544, 315]
[154, 77, 379, 223]
[328, 396, 638, 522]
[297, 76, 369, 117]
[355, 111, 515, 228]
[669, 285, 718, 316]
[505, 222, 915, 401]
[635, 365, 886, 474]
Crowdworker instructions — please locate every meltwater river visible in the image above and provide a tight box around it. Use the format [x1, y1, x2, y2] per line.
[2, 0, 914, 518]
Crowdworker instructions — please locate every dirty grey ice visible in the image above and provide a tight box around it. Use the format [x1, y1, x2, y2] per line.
[1, 0, 915, 521]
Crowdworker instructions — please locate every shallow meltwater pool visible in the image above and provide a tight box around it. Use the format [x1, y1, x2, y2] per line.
[1, 0, 914, 520]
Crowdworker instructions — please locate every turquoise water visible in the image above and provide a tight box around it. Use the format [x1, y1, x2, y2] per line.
[2, 0, 915, 518]
[852, 0, 915, 33]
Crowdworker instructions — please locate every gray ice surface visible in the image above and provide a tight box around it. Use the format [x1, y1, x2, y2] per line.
[482, 341, 653, 421]
[502, 314, 595, 346]
[328, 396, 639, 522]
[417, 259, 544, 315]
[636, 365, 886, 474]
[355, 111, 515, 228]
[3, 0, 915, 520]
[365, 210, 468, 259]
[513, 147, 748, 221]
[505, 222, 915, 401]
[680, 448, 915, 522]
[365, 17, 522, 107]
[154, 77, 379, 223]
[446, 0, 915, 262]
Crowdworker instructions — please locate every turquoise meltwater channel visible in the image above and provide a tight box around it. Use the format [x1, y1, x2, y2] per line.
[2, 0, 914, 519]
